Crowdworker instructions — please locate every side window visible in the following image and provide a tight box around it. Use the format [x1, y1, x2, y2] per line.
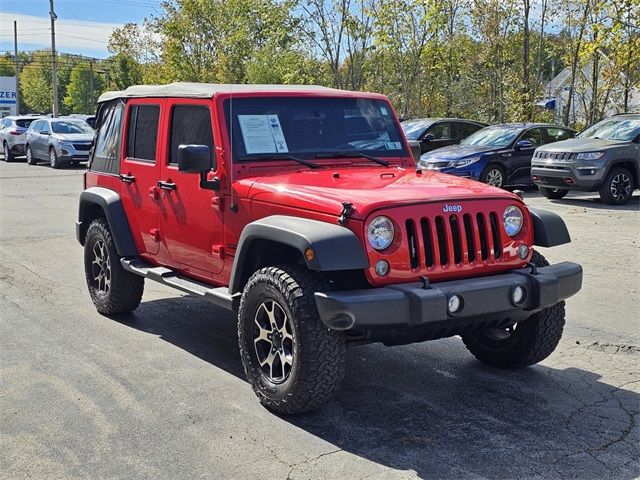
[91, 100, 124, 175]
[40, 121, 50, 134]
[126, 105, 160, 161]
[169, 105, 214, 167]
[545, 127, 573, 143]
[428, 122, 455, 140]
[459, 123, 482, 138]
[521, 128, 543, 146]
[1, 118, 10, 128]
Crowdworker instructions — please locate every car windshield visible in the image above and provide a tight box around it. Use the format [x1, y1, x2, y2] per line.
[460, 126, 519, 148]
[224, 96, 407, 162]
[51, 120, 94, 134]
[401, 119, 434, 140]
[579, 117, 640, 142]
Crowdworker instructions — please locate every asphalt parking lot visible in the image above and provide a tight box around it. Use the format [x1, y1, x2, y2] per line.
[1, 159, 638, 480]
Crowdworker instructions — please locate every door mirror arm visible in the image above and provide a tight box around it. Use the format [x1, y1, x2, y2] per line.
[199, 174, 220, 191]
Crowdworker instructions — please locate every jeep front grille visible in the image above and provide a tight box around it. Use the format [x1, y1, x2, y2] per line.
[406, 211, 503, 269]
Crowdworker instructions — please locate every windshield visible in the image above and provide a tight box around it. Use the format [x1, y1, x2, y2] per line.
[579, 117, 640, 142]
[224, 96, 407, 162]
[461, 126, 518, 148]
[51, 120, 94, 134]
[401, 119, 433, 140]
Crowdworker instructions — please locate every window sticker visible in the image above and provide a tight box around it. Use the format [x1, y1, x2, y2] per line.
[380, 106, 388, 115]
[385, 141, 402, 150]
[238, 114, 289, 154]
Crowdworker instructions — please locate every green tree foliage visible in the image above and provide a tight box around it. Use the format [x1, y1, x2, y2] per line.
[63, 62, 105, 113]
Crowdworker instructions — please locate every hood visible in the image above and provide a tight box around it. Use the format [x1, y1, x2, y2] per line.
[238, 167, 521, 219]
[53, 133, 94, 142]
[536, 137, 628, 152]
[419, 144, 501, 162]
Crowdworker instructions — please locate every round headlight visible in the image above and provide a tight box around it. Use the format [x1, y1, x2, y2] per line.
[503, 206, 523, 237]
[367, 216, 395, 250]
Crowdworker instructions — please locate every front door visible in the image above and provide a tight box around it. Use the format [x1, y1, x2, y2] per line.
[35, 121, 51, 158]
[511, 127, 542, 183]
[119, 99, 162, 256]
[158, 100, 224, 278]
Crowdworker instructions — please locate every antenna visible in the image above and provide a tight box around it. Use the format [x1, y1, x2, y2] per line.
[229, 83, 238, 212]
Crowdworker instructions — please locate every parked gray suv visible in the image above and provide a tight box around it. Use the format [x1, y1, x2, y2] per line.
[531, 114, 640, 205]
[25, 117, 94, 168]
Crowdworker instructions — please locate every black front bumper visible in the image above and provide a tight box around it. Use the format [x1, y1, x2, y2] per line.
[314, 262, 582, 331]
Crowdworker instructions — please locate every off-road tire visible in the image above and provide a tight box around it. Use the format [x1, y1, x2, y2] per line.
[84, 218, 144, 315]
[599, 166, 634, 205]
[238, 266, 347, 414]
[539, 186, 568, 200]
[481, 164, 506, 188]
[49, 147, 61, 169]
[461, 250, 565, 368]
[26, 145, 37, 165]
[3, 142, 14, 162]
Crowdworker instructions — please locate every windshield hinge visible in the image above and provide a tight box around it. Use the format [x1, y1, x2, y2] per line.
[338, 202, 355, 225]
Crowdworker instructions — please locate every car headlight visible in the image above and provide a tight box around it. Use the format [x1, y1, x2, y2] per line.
[367, 216, 395, 250]
[576, 151, 605, 160]
[503, 206, 523, 237]
[449, 156, 481, 168]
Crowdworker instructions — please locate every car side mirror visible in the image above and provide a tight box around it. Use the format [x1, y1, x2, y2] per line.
[177, 144, 219, 191]
[424, 133, 435, 142]
[407, 140, 421, 164]
[515, 140, 534, 150]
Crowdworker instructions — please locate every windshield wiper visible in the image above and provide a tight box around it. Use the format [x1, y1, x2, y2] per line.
[238, 153, 321, 169]
[314, 151, 390, 167]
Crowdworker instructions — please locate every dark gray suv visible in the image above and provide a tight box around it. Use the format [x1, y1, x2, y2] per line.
[531, 114, 640, 205]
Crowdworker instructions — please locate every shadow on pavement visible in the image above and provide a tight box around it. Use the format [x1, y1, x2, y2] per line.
[521, 189, 639, 211]
[118, 296, 639, 479]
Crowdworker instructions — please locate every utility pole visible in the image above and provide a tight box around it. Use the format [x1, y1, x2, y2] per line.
[13, 21, 19, 114]
[89, 60, 94, 106]
[49, 0, 59, 117]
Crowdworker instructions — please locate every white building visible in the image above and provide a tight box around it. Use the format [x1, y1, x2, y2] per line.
[0, 76, 18, 118]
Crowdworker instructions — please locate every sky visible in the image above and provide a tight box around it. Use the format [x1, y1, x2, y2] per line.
[0, 0, 162, 59]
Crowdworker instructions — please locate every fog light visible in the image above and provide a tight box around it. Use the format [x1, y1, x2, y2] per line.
[512, 286, 526, 305]
[375, 260, 390, 276]
[447, 294, 463, 314]
[517, 243, 529, 260]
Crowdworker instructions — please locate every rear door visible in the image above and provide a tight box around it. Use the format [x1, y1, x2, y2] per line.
[424, 121, 458, 152]
[119, 99, 162, 255]
[158, 100, 224, 278]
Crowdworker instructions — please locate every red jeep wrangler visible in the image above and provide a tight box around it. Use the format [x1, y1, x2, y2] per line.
[77, 83, 582, 414]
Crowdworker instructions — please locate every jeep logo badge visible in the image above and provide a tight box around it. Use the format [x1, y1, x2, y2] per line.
[443, 204, 462, 213]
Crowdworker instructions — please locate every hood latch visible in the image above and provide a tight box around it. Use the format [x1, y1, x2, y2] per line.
[338, 202, 354, 225]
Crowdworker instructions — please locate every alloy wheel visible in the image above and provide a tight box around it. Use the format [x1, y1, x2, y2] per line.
[49, 149, 56, 168]
[90, 239, 111, 297]
[253, 300, 294, 383]
[486, 169, 503, 187]
[26, 148, 32, 164]
[610, 173, 631, 202]
[3, 143, 8, 160]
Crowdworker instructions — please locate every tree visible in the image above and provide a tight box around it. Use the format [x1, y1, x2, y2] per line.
[63, 62, 105, 113]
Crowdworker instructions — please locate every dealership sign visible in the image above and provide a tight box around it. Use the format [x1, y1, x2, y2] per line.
[0, 77, 17, 116]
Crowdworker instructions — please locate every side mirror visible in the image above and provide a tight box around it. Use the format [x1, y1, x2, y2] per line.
[424, 133, 435, 142]
[407, 140, 421, 164]
[177, 144, 213, 173]
[515, 140, 534, 150]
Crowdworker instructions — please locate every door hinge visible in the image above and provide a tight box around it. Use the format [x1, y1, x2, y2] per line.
[212, 196, 224, 210]
[150, 228, 161, 242]
[211, 244, 225, 259]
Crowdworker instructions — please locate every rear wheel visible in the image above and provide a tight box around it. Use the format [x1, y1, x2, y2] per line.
[49, 147, 61, 169]
[599, 166, 634, 205]
[481, 164, 505, 188]
[3, 142, 14, 162]
[238, 265, 347, 414]
[84, 218, 144, 315]
[461, 250, 565, 368]
[539, 186, 569, 199]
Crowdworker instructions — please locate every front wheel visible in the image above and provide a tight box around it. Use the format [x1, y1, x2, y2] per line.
[238, 266, 347, 414]
[481, 164, 506, 188]
[539, 186, 569, 200]
[461, 250, 565, 368]
[599, 166, 634, 205]
[84, 218, 144, 315]
[49, 148, 61, 169]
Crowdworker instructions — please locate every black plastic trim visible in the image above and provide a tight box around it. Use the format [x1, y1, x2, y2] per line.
[77, 187, 138, 256]
[528, 208, 571, 247]
[229, 215, 369, 294]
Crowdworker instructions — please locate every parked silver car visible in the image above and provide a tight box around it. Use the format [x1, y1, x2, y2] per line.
[25, 117, 94, 168]
[0, 115, 42, 161]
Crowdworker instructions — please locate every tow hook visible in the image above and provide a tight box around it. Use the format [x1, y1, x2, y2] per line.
[527, 262, 539, 275]
[420, 276, 431, 289]
[338, 202, 355, 225]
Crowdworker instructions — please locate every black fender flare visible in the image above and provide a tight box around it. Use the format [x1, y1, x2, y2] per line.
[528, 208, 571, 247]
[229, 215, 369, 294]
[76, 187, 138, 256]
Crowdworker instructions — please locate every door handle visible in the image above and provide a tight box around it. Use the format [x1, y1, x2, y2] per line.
[157, 180, 177, 191]
[119, 173, 135, 184]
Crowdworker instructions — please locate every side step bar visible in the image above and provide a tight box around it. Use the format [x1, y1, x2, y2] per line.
[121, 258, 237, 311]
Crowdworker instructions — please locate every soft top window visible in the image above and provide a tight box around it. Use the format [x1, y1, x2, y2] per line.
[169, 105, 214, 166]
[90, 100, 123, 175]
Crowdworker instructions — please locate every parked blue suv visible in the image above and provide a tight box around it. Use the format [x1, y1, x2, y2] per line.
[418, 123, 575, 187]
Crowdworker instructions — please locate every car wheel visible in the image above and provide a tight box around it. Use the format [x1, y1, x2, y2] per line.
[539, 186, 569, 200]
[3, 142, 15, 162]
[26, 146, 37, 165]
[599, 166, 634, 205]
[49, 147, 61, 169]
[461, 250, 565, 368]
[238, 265, 347, 414]
[481, 164, 505, 188]
[84, 218, 145, 315]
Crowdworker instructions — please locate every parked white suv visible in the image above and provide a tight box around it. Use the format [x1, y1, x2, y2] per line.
[0, 115, 42, 161]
